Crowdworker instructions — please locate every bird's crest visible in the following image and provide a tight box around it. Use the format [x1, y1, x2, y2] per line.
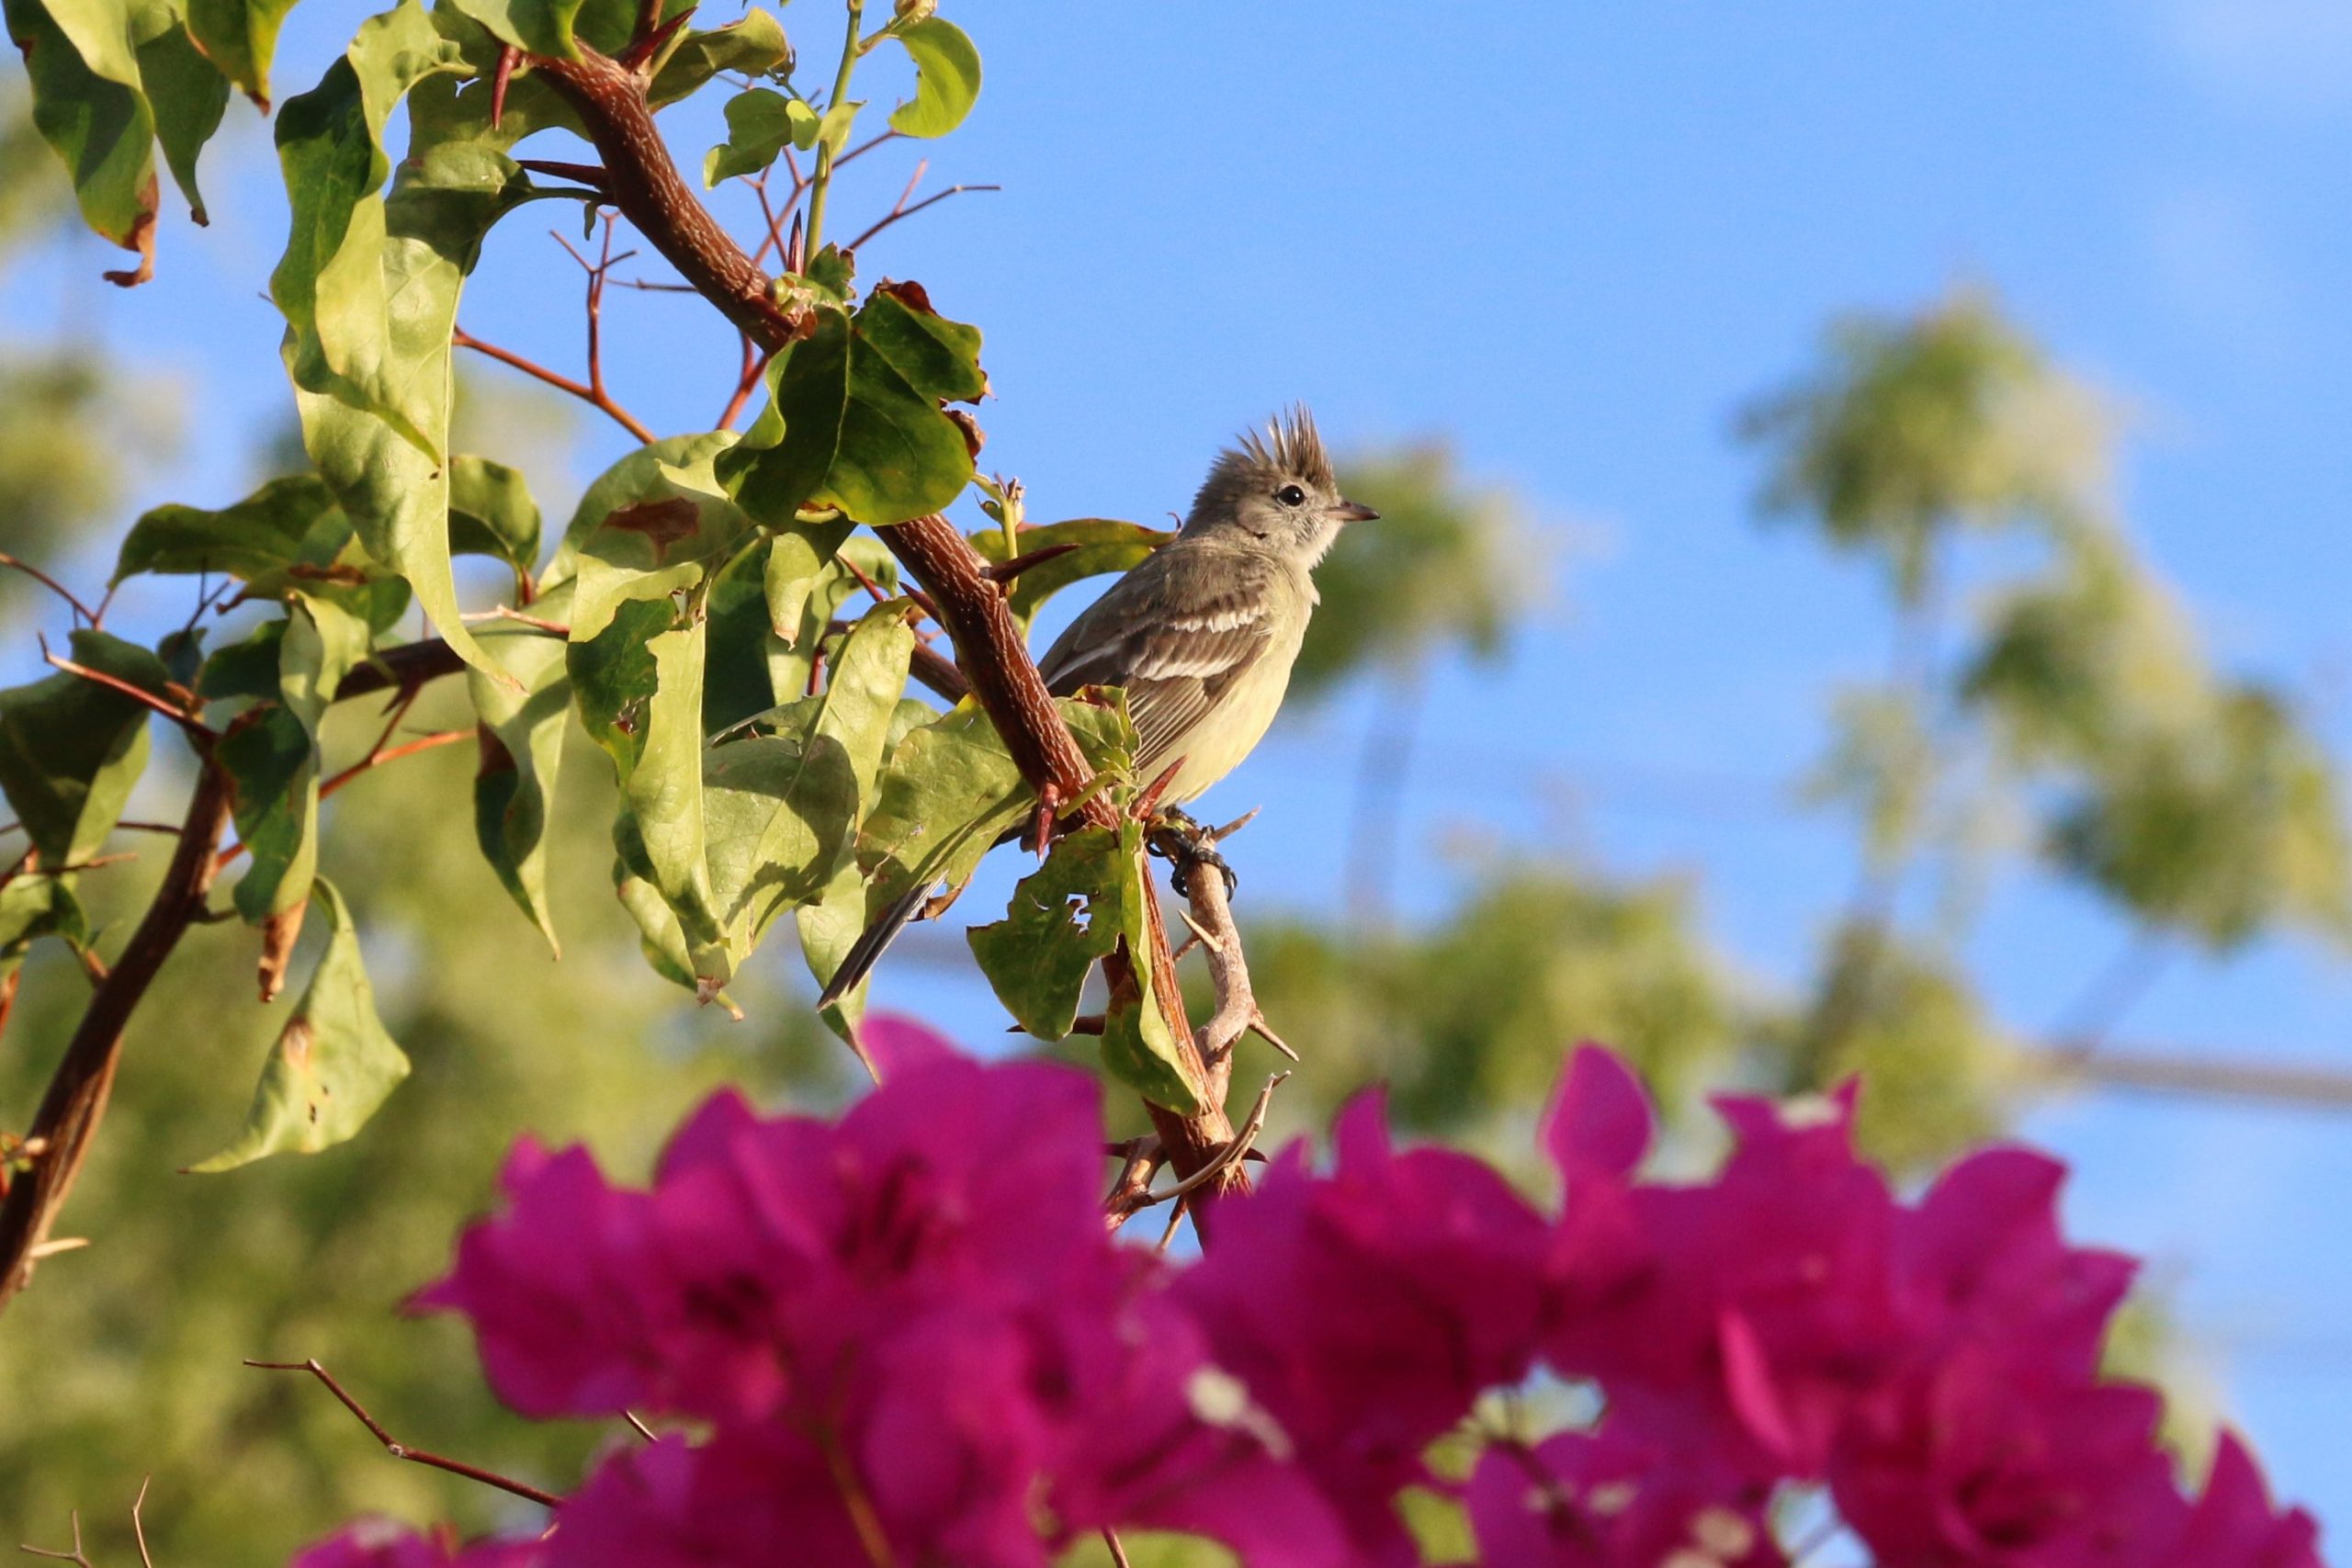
[1232, 405, 1333, 491]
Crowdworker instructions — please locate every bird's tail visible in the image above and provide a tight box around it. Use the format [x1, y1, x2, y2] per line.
[814, 878, 933, 1011]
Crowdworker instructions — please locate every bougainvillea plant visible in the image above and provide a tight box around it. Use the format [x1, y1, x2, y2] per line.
[275, 1021, 2320, 1567]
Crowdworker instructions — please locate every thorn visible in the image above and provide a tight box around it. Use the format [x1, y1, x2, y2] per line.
[1249, 1011, 1299, 1062]
[1176, 908, 1221, 953]
[620, 2, 696, 71]
[1133, 760, 1186, 822]
[981, 542, 1082, 586]
[491, 45, 518, 130]
[1209, 807, 1261, 843]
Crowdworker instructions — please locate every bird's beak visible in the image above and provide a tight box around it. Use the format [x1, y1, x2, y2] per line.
[1332, 500, 1380, 524]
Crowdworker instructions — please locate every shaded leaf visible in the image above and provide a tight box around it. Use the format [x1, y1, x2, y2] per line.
[184, 0, 297, 106]
[188, 878, 411, 1171]
[967, 824, 1129, 1040]
[134, 4, 227, 223]
[117, 473, 335, 583]
[884, 15, 977, 139]
[447, 454, 540, 581]
[218, 704, 317, 922]
[0, 872, 86, 979]
[4, 0, 159, 277]
[0, 628, 167, 865]
[468, 578, 571, 951]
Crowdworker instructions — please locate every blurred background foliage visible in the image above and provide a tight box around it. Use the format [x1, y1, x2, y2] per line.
[0, 85, 2340, 1564]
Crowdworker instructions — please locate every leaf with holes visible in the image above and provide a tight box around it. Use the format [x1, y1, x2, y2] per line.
[188, 879, 411, 1171]
[967, 825, 1134, 1040]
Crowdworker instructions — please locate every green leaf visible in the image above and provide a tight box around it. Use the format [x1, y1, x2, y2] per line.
[1097, 817, 1202, 1113]
[0, 629, 166, 865]
[885, 16, 977, 139]
[721, 292, 982, 525]
[856, 694, 1134, 917]
[571, 595, 720, 976]
[117, 475, 334, 582]
[0, 874, 87, 980]
[550, 431, 740, 581]
[444, 0, 583, 60]
[648, 7, 791, 107]
[762, 515, 855, 628]
[468, 578, 571, 951]
[815, 94, 859, 157]
[4, 0, 161, 276]
[795, 855, 872, 1052]
[219, 704, 316, 921]
[188, 879, 411, 1171]
[278, 591, 369, 732]
[567, 456, 752, 641]
[447, 454, 541, 581]
[967, 824, 1130, 1039]
[702, 85, 817, 186]
[703, 536, 785, 736]
[134, 4, 228, 223]
[273, 3, 513, 684]
[971, 517, 1170, 629]
[198, 620, 286, 703]
[767, 529, 892, 704]
[184, 0, 297, 106]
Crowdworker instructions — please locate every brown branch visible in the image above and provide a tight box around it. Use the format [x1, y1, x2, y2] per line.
[536, 43, 810, 350]
[0, 758, 233, 1310]
[19, 1510, 94, 1566]
[244, 1359, 560, 1507]
[452, 326, 657, 446]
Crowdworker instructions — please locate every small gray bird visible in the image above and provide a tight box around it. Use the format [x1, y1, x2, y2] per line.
[819, 407, 1377, 1007]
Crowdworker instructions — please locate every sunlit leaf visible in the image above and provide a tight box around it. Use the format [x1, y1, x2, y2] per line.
[884, 15, 977, 139]
[447, 454, 540, 581]
[721, 288, 983, 525]
[468, 578, 571, 952]
[134, 3, 227, 222]
[648, 7, 790, 107]
[443, 0, 583, 61]
[188, 878, 412, 1171]
[702, 85, 816, 186]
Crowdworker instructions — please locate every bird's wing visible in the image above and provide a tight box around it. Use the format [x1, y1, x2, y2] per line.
[1038, 549, 1281, 779]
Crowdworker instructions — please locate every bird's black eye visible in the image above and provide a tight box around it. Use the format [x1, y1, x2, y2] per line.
[1276, 483, 1307, 507]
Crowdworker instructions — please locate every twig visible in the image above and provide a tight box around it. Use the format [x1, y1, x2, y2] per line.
[624, 1410, 658, 1443]
[39, 641, 208, 740]
[1112, 1073, 1288, 1222]
[212, 732, 469, 874]
[452, 327, 657, 446]
[517, 157, 611, 189]
[458, 605, 571, 637]
[844, 181, 1001, 254]
[1102, 1528, 1135, 1568]
[0, 554, 96, 626]
[130, 1476, 153, 1568]
[244, 1359, 560, 1506]
[718, 335, 770, 430]
[18, 1511, 93, 1566]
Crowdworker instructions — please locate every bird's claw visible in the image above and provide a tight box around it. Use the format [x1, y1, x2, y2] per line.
[1147, 809, 1239, 902]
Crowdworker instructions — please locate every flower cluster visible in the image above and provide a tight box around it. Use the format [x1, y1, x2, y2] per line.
[295, 1026, 2324, 1568]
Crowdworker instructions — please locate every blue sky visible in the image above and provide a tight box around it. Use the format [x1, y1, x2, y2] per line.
[8, 0, 2352, 1539]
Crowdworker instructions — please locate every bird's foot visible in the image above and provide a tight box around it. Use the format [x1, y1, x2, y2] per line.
[1147, 807, 1238, 902]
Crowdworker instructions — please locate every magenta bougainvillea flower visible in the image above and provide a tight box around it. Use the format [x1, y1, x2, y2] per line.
[296, 1022, 2321, 1568]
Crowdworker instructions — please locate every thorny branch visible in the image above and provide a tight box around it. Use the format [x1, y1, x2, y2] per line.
[244, 1359, 561, 1507]
[531, 40, 1254, 1199]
